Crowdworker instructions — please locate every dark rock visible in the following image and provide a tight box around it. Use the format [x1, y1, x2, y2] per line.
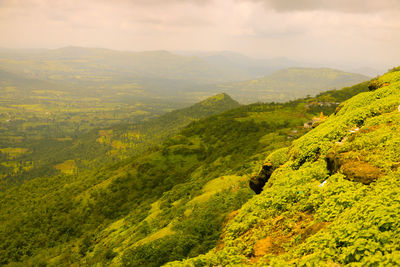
[334, 104, 344, 115]
[368, 80, 382, 91]
[249, 163, 275, 194]
[326, 152, 341, 175]
[368, 80, 390, 92]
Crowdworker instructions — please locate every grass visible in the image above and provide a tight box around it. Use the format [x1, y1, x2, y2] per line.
[135, 223, 175, 247]
[55, 160, 77, 174]
[187, 175, 247, 206]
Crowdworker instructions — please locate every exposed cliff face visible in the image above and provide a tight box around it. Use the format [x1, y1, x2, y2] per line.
[168, 67, 400, 266]
[249, 163, 275, 194]
[249, 146, 290, 194]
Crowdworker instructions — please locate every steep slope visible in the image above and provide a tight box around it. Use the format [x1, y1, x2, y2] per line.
[169, 67, 400, 266]
[219, 68, 369, 103]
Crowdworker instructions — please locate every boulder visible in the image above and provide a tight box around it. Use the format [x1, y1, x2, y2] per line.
[325, 153, 383, 185]
[340, 161, 383, 185]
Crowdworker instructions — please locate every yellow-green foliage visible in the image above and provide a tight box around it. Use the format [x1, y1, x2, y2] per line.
[55, 160, 77, 174]
[0, 72, 373, 267]
[289, 70, 400, 168]
[0, 147, 29, 160]
[168, 69, 400, 266]
[144, 200, 162, 222]
[264, 147, 290, 168]
[200, 93, 227, 106]
[135, 224, 175, 247]
[1, 161, 34, 174]
[187, 175, 246, 206]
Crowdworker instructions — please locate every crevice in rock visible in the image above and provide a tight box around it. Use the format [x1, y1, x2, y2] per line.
[249, 163, 275, 194]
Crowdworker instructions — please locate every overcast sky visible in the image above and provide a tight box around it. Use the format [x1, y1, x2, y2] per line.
[0, 0, 399, 69]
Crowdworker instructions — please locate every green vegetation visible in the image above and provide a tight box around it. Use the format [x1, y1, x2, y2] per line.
[0, 69, 373, 266]
[3, 48, 368, 185]
[0, 67, 184, 183]
[1, 49, 367, 186]
[0, 78, 239, 185]
[2, 47, 394, 266]
[168, 67, 400, 266]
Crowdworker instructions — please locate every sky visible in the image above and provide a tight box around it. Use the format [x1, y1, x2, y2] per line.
[0, 0, 399, 70]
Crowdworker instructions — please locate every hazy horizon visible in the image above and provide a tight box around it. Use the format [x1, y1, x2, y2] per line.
[1, 0, 400, 71]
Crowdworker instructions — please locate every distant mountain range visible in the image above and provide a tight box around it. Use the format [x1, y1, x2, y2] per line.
[0, 47, 252, 83]
[0, 47, 370, 103]
[175, 50, 385, 77]
[175, 50, 307, 77]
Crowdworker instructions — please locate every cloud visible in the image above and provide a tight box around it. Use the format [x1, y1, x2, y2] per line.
[244, 0, 400, 13]
[0, 0, 399, 69]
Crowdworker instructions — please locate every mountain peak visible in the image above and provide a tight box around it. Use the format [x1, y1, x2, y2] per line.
[197, 93, 239, 107]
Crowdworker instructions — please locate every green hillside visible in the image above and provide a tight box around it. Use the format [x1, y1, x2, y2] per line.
[0, 74, 373, 266]
[219, 68, 369, 103]
[169, 67, 400, 266]
[117, 92, 241, 146]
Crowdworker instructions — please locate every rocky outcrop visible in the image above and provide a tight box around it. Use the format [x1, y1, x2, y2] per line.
[250, 147, 290, 194]
[326, 153, 383, 185]
[368, 80, 390, 91]
[340, 161, 383, 185]
[326, 152, 341, 175]
[249, 163, 275, 194]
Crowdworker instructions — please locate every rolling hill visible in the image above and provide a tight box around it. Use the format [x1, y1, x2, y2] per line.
[218, 67, 370, 103]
